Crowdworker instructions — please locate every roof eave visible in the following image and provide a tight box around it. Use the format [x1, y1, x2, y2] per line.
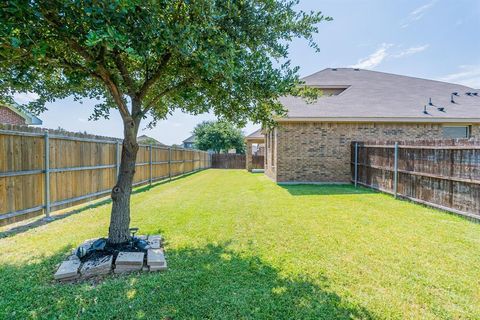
[245, 137, 265, 142]
[28, 116, 43, 125]
[276, 117, 480, 124]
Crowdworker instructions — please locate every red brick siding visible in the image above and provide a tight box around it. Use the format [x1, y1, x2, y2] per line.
[0, 107, 25, 125]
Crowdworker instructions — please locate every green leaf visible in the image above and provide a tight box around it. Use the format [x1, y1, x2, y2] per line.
[10, 37, 21, 48]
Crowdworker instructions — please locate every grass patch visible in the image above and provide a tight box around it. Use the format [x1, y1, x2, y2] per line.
[1, 169, 479, 319]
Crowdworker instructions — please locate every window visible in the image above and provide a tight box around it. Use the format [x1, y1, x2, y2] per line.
[442, 126, 470, 139]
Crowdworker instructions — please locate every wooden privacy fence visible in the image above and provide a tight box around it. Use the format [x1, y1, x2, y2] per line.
[0, 127, 211, 226]
[351, 139, 480, 220]
[251, 155, 265, 169]
[211, 154, 246, 169]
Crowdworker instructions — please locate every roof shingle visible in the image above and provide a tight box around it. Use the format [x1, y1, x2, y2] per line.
[279, 68, 480, 122]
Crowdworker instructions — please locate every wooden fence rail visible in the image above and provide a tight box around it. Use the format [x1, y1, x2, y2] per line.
[351, 139, 480, 220]
[0, 128, 211, 226]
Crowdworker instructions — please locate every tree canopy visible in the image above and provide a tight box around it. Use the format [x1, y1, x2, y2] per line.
[193, 120, 245, 154]
[0, 0, 330, 243]
[1, 1, 330, 127]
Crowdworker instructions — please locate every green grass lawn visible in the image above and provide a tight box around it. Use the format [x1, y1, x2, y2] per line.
[1, 169, 479, 319]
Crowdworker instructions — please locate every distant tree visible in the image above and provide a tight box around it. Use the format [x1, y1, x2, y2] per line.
[193, 121, 245, 154]
[0, 1, 329, 244]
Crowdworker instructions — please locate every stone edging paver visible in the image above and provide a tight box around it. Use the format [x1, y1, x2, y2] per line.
[54, 235, 167, 282]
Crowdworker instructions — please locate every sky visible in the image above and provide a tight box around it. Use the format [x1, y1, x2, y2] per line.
[16, 0, 480, 145]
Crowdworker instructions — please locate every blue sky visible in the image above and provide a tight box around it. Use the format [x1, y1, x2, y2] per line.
[16, 0, 480, 145]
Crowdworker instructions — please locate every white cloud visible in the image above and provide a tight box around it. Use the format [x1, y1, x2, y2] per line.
[439, 65, 480, 88]
[351, 43, 430, 70]
[351, 43, 392, 69]
[393, 44, 429, 58]
[401, 0, 437, 28]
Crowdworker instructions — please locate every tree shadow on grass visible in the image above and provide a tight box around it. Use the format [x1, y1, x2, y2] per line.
[0, 243, 374, 319]
[0, 170, 205, 239]
[132, 169, 203, 195]
[0, 199, 111, 239]
[280, 184, 376, 196]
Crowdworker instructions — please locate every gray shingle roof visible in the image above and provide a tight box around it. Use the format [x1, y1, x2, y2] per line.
[279, 68, 480, 122]
[182, 135, 196, 143]
[137, 135, 167, 146]
[245, 128, 264, 140]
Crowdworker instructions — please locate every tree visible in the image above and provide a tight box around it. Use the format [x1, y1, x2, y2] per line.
[193, 120, 245, 154]
[0, 1, 330, 244]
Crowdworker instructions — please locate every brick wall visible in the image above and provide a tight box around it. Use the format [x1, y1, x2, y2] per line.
[266, 122, 480, 183]
[264, 128, 277, 180]
[246, 141, 253, 171]
[0, 107, 25, 125]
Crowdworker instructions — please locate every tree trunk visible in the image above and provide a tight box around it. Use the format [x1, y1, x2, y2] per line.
[108, 115, 140, 245]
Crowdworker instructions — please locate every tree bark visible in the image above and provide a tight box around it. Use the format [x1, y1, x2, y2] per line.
[108, 113, 140, 244]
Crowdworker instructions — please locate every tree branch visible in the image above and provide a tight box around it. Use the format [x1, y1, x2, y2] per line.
[40, 9, 131, 119]
[113, 51, 136, 97]
[143, 78, 192, 114]
[137, 51, 172, 99]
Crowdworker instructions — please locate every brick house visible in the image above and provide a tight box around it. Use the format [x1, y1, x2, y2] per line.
[264, 68, 480, 183]
[0, 103, 42, 126]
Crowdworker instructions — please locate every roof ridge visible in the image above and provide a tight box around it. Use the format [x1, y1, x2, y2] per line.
[301, 68, 477, 89]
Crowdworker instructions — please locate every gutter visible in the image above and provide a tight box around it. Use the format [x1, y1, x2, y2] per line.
[275, 117, 480, 124]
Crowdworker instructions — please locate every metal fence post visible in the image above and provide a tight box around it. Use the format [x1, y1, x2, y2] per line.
[354, 142, 359, 187]
[394, 142, 399, 198]
[44, 131, 51, 219]
[116, 141, 121, 179]
[168, 147, 172, 180]
[149, 144, 153, 185]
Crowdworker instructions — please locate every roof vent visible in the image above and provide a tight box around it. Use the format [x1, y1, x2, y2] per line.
[466, 92, 472, 96]
[437, 107, 445, 112]
[473, 92, 479, 96]
[353, 68, 360, 71]
[423, 105, 428, 114]
[428, 97, 433, 106]
[452, 92, 459, 96]
[451, 94, 455, 103]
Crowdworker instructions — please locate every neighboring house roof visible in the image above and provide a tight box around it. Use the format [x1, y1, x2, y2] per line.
[1, 103, 43, 125]
[279, 68, 480, 123]
[245, 128, 264, 142]
[137, 134, 167, 146]
[183, 135, 196, 143]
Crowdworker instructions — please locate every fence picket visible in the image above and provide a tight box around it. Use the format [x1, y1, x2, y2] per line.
[0, 128, 210, 226]
[352, 139, 480, 219]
